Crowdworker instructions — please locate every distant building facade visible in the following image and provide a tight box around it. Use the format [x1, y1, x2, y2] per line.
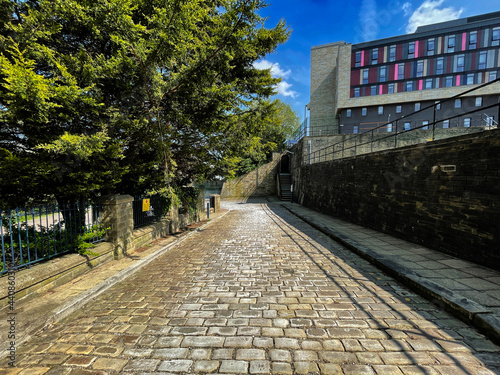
[309, 11, 500, 135]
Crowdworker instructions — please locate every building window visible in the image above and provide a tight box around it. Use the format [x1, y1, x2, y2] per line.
[387, 123, 393, 132]
[415, 102, 421, 111]
[457, 55, 465, 72]
[464, 118, 471, 127]
[489, 71, 497, 82]
[455, 99, 461, 108]
[475, 97, 482, 107]
[389, 45, 396, 62]
[398, 64, 404, 79]
[479, 51, 487, 69]
[435, 101, 441, 110]
[371, 86, 377, 95]
[477, 72, 483, 84]
[443, 119, 450, 128]
[372, 48, 378, 64]
[492, 27, 500, 46]
[380, 66, 387, 82]
[355, 51, 362, 67]
[408, 42, 415, 59]
[363, 69, 369, 84]
[362, 107, 367, 116]
[445, 76, 453, 87]
[425, 78, 433, 89]
[354, 88, 360, 97]
[396, 105, 402, 113]
[353, 125, 359, 134]
[422, 120, 429, 130]
[427, 38, 435, 55]
[436, 58, 444, 74]
[346, 109, 352, 118]
[467, 74, 474, 85]
[447, 35, 455, 53]
[378, 106, 384, 115]
[406, 81, 413, 92]
[404, 122, 411, 131]
[388, 83, 395, 94]
[469, 31, 477, 49]
[416, 60, 424, 77]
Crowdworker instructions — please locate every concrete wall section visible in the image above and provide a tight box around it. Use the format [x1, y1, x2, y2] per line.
[292, 129, 500, 270]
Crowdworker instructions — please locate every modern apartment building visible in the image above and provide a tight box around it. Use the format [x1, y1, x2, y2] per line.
[309, 11, 500, 135]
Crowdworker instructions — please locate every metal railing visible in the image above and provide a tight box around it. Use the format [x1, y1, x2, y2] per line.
[302, 77, 500, 164]
[133, 194, 170, 229]
[1, 202, 104, 275]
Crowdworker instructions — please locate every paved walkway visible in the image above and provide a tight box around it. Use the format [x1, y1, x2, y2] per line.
[1, 199, 499, 374]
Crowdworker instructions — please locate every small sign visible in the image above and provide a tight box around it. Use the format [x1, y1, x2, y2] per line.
[142, 198, 150, 212]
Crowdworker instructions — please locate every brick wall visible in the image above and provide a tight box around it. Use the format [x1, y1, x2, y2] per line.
[292, 129, 500, 270]
[221, 154, 281, 198]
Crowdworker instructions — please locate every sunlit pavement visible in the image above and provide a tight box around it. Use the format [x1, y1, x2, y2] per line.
[1, 198, 499, 374]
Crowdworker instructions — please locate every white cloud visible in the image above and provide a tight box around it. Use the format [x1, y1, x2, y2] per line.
[277, 81, 298, 99]
[402, 2, 412, 17]
[254, 60, 298, 98]
[406, 0, 463, 33]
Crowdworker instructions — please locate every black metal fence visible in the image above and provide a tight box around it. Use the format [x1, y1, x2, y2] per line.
[1, 202, 104, 275]
[132, 194, 170, 229]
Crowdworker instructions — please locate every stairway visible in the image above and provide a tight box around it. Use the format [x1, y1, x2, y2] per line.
[279, 173, 292, 202]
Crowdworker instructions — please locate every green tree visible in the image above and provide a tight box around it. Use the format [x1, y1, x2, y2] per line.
[233, 99, 299, 176]
[0, 0, 290, 207]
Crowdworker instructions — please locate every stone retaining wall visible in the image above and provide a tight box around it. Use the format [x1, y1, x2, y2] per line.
[292, 129, 500, 270]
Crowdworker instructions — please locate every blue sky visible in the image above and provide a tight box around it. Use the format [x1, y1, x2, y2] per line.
[256, 0, 500, 119]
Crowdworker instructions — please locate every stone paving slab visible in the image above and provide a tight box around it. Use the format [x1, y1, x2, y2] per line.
[1, 199, 499, 374]
[281, 202, 500, 345]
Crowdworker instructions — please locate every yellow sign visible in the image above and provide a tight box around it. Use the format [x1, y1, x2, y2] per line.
[142, 198, 150, 212]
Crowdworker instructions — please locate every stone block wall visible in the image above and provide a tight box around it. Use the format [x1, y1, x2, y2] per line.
[101, 195, 134, 259]
[292, 129, 500, 270]
[221, 153, 281, 198]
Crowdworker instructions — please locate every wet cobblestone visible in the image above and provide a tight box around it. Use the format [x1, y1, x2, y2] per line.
[1, 199, 500, 374]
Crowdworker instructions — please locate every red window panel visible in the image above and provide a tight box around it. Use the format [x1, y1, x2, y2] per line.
[471, 52, 476, 70]
[382, 84, 388, 95]
[351, 53, 356, 68]
[396, 44, 403, 60]
[350, 88, 355, 98]
[428, 59, 434, 75]
[404, 62, 412, 79]
[397, 82, 404, 92]
[378, 47, 384, 63]
[369, 67, 378, 82]
[418, 39, 425, 57]
[364, 50, 370, 66]
[389, 64, 395, 80]
[351, 70, 360, 85]
[446, 56, 451, 74]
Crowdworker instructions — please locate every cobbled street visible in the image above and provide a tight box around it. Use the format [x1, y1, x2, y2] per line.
[2, 199, 500, 374]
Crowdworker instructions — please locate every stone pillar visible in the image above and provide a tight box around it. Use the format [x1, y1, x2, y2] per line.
[100, 195, 134, 260]
[210, 195, 221, 212]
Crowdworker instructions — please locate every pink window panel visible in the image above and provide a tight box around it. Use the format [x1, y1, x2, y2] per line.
[456, 75, 461, 86]
[462, 33, 466, 51]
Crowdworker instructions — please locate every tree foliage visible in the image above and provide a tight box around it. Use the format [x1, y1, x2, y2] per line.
[233, 98, 299, 176]
[0, 0, 290, 207]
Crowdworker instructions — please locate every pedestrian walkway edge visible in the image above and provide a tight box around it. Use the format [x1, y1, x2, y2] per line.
[281, 203, 500, 345]
[0, 210, 229, 360]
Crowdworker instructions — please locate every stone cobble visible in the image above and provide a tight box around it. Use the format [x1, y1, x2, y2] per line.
[1, 199, 500, 374]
